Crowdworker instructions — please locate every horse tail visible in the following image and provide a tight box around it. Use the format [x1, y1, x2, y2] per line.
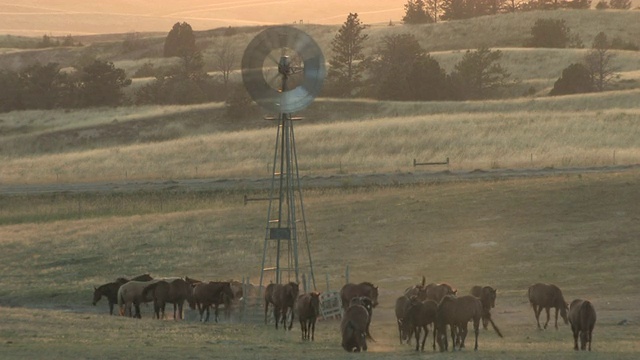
[488, 316, 504, 338]
[118, 287, 125, 316]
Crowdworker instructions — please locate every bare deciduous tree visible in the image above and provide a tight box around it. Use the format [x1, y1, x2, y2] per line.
[584, 32, 618, 92]
[214, 37, 237, 88]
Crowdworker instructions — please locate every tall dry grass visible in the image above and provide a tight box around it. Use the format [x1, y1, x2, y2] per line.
[2, 89, 639, 184]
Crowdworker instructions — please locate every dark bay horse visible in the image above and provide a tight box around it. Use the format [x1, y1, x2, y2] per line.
[425, 283, 457, 303]
[264, 282, 300, 330]
[192, 281, 234, 322]
[404, 297, 438, 352]
[435, 295, 483, 352]
[117, 279, 158, 318]
[349, 296, 375, 341]
[340, 282, 379, 310]
[568, 299, 596, 351]
[142, 278, 194, 320]
[528, 283, 569, 330]
[471, 285, 497, 330]
[404, 276, 428, 301]
[341, 302, 369, 352]
[295, 292, 321, 341]
[92, 279, 127, 315]
[395, 295, 411, 344]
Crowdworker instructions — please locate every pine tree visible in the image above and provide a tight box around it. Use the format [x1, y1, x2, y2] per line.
[327, 13, 369, 97]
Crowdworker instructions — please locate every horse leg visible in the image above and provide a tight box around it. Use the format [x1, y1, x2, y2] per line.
[543, 307, 551, 329]
[421, 325, 428, 352]
[311, 318, 316, 341]
[414, 326, 421, 351]
[459, 323, 468, 350]
[264, 301, 269, 325]
[554, 307, 559, 329]
[214, 304, 219, 323]
[533, 305, 542, 329]
[473, 321, 479, 351]
[273, 306, 280, 329]
[108, 301, 114, 316]
[432, 324, 437, 350]
[572, 326, 579, 350]
[288, 306, 295, 331]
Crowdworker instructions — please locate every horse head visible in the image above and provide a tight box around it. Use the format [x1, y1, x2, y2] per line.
[92, 286, 101, 305]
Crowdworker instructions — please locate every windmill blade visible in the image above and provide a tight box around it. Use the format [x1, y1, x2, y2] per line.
[241, 26, 325, 114]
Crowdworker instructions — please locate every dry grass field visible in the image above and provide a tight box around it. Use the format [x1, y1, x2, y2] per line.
[1, 169, 640, 359]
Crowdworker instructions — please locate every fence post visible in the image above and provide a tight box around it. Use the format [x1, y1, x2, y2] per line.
[345, 265, 350, 285]
[302, 273, 308, 293]
[325, 273, 330, 292]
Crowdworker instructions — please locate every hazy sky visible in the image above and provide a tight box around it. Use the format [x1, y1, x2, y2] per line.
[0, 0, 407, 36]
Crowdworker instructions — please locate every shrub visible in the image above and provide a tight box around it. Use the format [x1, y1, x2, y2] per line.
[549, 63, 593, 96]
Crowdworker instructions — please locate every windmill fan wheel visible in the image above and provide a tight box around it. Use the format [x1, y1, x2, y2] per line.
[241, 26, 326, 114]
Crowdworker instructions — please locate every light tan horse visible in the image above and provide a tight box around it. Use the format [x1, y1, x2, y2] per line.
[117, 279, 159, 318]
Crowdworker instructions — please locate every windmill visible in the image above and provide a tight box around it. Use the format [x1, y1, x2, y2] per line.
[241, 26, 325, 291]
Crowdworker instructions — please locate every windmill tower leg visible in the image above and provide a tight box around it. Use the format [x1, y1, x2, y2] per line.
[259, 113, 316, 290]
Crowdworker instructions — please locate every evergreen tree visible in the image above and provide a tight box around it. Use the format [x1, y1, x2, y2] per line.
[609, 0, 632, 9]
[327, 13, 369, 97]
[403, 0, 433, 24]
[450, 47, 511, 99]
[584, 32, 618, 91]
[80, 60, 131, 107]
[549, 63, 593, 95]
[164, 22, 197, 58]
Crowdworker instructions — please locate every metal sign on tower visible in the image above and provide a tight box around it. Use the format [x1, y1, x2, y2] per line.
[241, 26, 325, 291]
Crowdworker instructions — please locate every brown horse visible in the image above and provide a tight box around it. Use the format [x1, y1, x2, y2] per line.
[117, 279, 158, 318]
[92, 278, 128, 315]
[471, 285, 497, 329]
[528, 283, 569, 330]
[568, 299, 596, 351]
[435, 295, 483, 352]
[295, 292, 321, 341]
[341, 302, 369, 352]
[116, 273, 153, 283]
[349, 296, 375, 341]
[264, 282, 300, 330]
[142, 278, 194, 320]
[192, 281, 235, 322]
[395, 295, 411, 344]
[340, 282, 379, 310]
[425, 283, 457, 303]
[404, 276, 428, 301]
[404, 297, 438, 352]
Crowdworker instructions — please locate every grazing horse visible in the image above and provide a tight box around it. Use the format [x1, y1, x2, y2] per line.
[93, 280, 127, 315]
[404, 276, 428, 301]
[471, 285, 497, 330]
[435, 295, 483, 352]
[425, 283, 457, 303]
[192, 281, 235, 322]
[340, 282, 379, 310]
[341, 302, 369, 352]
[404, 297, 438, 352]
[394, 295, 411, 344]
[568, 299, 596, 351]
[264, 282, 300, 330]
[117, 280, 158, 318]
[142, 278, 194, 320]
[295, 292, 321, 341]
[349, 296, 375, 341]
[528, 283, 569, 330]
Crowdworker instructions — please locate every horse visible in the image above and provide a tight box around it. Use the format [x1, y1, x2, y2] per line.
[425, 283, 457, 303]
[404, 297, 438, 351]
[116, 273, 153, 283]
[528, 283, 569, 330]
[264, 282, 299, 330]
[340, 282, 379, 310]
[349, 296, 375, 341]
[341, 302, 369, 352]
[394, 295, 411, 344]
[93, 280, 127, 315]
[403, 276, 428, 301]
[295, 292, 321, 341]
[568, 299, 596, 351]
[142, 278, 194, 320]
[117, 279, 158, 318]
[192, 281, 235, 322]
[435, 295, 483, 352]
[471, 285, 497, 329]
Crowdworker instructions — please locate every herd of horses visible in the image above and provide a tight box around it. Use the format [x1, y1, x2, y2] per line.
[92, 275, 597, 353]
[92, 274, 240, 322]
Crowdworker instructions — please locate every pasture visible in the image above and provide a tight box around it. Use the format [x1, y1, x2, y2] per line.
[1, 168, 639, 358]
